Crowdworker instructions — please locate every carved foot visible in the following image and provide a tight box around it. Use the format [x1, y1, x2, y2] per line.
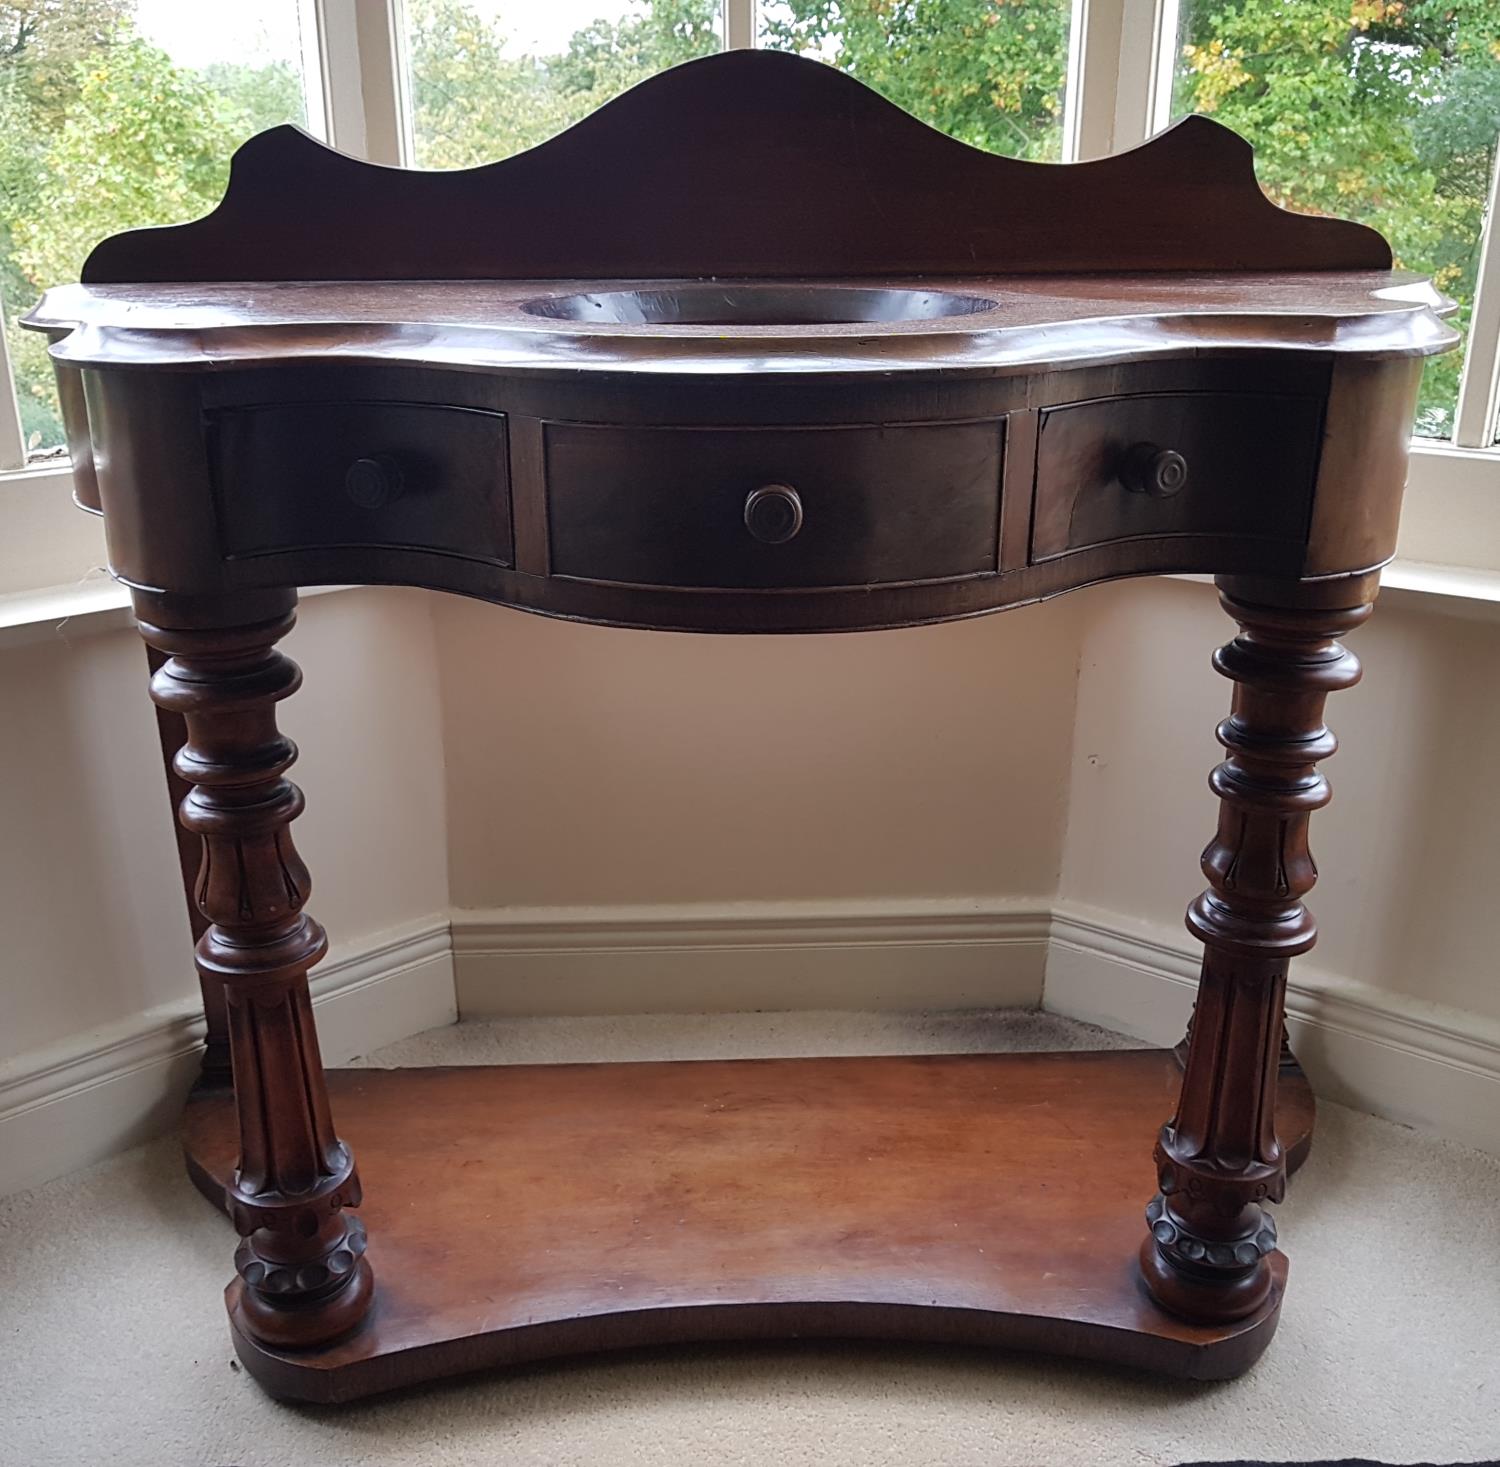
[235, 1213, 374, 1349]
[1140, 1197, 1277, 1321]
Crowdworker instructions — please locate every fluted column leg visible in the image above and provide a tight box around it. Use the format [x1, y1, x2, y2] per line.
[1140, 580, 1371, 1323]
[145, 642, 232, 1086]
[139, 591, 374, 1349]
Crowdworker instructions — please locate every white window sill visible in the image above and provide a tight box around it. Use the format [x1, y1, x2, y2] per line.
[0, 578, 359, 652]
[0, 575, 133, 651]
[3, 556, 1499, 654]
[1379, 559, 1500, 620]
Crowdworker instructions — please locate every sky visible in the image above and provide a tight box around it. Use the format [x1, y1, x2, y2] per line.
[133, 0, 308, 69]
[130, 1, 681, 71]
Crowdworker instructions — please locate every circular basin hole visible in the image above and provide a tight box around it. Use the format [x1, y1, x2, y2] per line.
[520, 285, 997, 327]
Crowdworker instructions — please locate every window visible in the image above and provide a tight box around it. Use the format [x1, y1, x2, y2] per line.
[0, 1, 319, 462]
[4, 0, 1500, 582]
[1166, 0, 1500, 441]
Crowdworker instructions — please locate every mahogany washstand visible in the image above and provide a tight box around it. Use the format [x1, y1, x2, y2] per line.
[27, 51, 1455, 1402]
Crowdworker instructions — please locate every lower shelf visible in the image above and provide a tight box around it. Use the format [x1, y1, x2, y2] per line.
[184, 1047, 1315, 1403]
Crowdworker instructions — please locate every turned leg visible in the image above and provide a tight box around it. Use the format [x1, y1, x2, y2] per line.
[1141, 580, 1370, 1323]
[1170, 1015, 1316, 1176]
[139, 591, 374, 1349]
[145, 643, 232, 1086]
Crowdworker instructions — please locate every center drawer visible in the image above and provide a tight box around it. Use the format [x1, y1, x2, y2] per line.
[544, 420, 1004, 590]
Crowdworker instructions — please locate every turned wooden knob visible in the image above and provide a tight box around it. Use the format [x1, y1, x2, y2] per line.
[744, 483, 804, 544]
[344, 454, 405, 510]
[1121, 443, 1188, 498]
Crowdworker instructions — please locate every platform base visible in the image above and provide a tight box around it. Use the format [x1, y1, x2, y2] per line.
[184, 1048, 1314, 1402]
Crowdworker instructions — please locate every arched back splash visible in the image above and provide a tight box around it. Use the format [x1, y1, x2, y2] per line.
[81, 49, 1390, 284]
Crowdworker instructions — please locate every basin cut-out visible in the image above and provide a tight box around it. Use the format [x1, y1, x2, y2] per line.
[521, 284, 999, 327]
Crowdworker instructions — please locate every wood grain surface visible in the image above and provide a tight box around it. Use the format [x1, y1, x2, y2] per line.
[31, 272, 1455, 375]
[184, 1049, 1313, 1402]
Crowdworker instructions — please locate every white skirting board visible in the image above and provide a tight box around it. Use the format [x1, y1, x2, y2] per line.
[1045, 901, 1500, 1158]
[450, 898, 1052, 1016]
[5, 896, 1498, 1199]
[455, 897, 1500, 1157]
[0, 918, 455, 1199]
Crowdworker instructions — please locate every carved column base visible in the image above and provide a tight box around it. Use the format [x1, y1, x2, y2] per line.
[235, 1225, 375, 1349]
[1140, 1196, 1278, 1322]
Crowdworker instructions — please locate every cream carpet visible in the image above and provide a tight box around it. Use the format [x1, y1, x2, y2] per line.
[3, 1009, 1498, 1467]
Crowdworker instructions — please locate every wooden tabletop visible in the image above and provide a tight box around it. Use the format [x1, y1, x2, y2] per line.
[31, 271, 1456, 377]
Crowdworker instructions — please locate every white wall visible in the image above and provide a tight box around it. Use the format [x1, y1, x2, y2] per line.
[5, 569, 1500, 1191]
[0, 615, 193, 1054]
[0, 587, 449, 1060]
[1058, 576, 1500, 1025]
[1046, 575, 1500, 1153]
[433, 594, 1086, 1016]
[0, 587, 455, 1192]
[436, 596, 1085, 911]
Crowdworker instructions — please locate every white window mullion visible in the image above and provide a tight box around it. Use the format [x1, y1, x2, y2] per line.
[0, 320, 28, 472]
[1453, 153, 1500, 449]
[357, 0, 412, 167]
[294, 0, 331, 143]
[1059, 0, 1095, 161]
[1122, 0, 1178, 145]
[309, 0, 366, 156]
[313, 0, 410, 166]
[1067, 0, 1173, 161]
[725, 0, 756, 50]
[1143, 0, 1182, 137]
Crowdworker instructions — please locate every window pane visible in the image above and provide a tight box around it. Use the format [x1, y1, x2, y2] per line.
[404, 1, 725, 171]
[758, 0, 1074, 162]
[1167, 0, 1500, 440]
[0, 1, 316, 459]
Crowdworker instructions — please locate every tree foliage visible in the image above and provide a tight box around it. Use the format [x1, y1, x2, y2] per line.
[407, 0, 719, 168]
[761, 0, 1071, 160]
[0, 6, 289, 447]
[14, 40, 244, 291]
[1173, 0, 1500, 432]
[0, 0, 1495, 451]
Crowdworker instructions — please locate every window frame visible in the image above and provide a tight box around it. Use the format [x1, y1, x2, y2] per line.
[1, 0, 1497, 598]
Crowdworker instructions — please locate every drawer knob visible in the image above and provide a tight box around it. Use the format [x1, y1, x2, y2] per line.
[1122, 443, 1189, 499]
[744, 484, 804, 544]
[344, 454, 405, 510]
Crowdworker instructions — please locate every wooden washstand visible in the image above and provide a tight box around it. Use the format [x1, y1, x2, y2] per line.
[27, 51, 1454, 1402]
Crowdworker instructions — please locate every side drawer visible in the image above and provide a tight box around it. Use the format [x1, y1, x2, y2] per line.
[209, 400, 512, 564]
[1030, 392, 1322, 562]
[545, 420, 1004, 590]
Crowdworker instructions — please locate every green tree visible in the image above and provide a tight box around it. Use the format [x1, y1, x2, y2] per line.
[406, 0, 720, 169]
[0, 0, 131, 445]
[0, 0, 131, 122]
[5, 38, 245, 447]
[761, 0, 1072, 160]
[0, 5, 308, 451]
[15, 39, 243, 289]
[203, 58, 307, 139]
[1173, 0, 1500, 433]
[406, 0, 578, 168]
[551, 0, 720, 99]
[1, 0, 1495, 452]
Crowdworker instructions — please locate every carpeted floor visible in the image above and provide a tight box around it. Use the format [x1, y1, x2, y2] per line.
[3, 1009, 1498, 1467]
